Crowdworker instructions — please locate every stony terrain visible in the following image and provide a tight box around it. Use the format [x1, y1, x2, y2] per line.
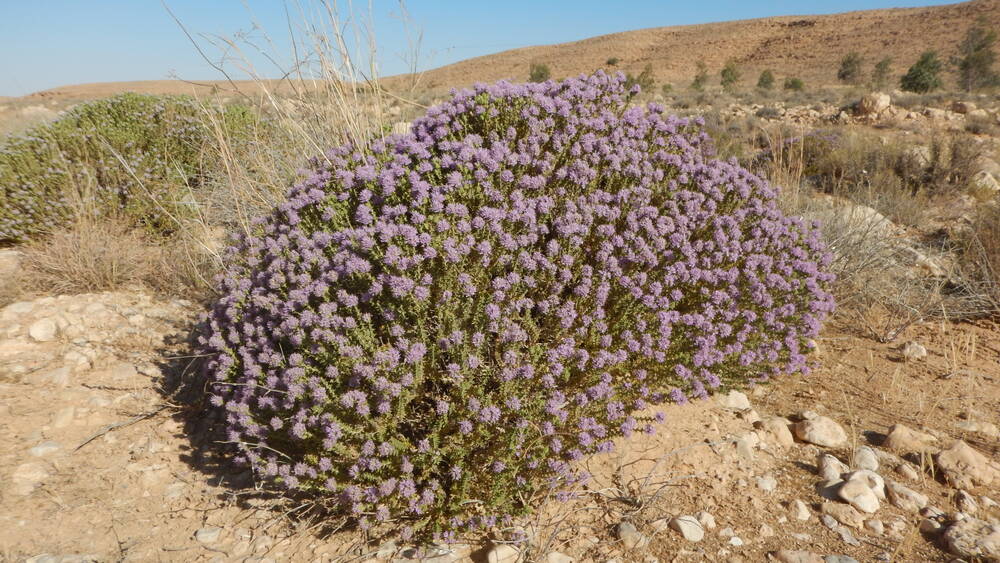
[1, 241, 998, 562]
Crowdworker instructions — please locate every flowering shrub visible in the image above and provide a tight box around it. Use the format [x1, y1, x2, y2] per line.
[203, 71, 835, 538]
[0, 93, 259, 242]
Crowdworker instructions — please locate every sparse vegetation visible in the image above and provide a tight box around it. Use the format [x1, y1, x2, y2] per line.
[0, 93, 261, 243]
[605, 56, 620, 66]
[837, 52, 864, 85]
[529, 62, 551, 82]
[900, 51, 944, 93]
[757, 69, 775, 90]
[871, 57, 893, 90]
[953, 18, 999, 92]
[784, 77, 805, 91]
[690, 60, 709, 91]
[720, 59, 741, 92]
[624, 63, 655, 92]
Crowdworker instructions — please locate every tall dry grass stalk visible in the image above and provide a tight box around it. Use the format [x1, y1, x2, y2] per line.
[166, 0, 427, 238]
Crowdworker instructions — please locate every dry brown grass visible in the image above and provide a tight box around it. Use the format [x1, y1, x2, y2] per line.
[961, 202, 1000, 312]
[15, 216, 219, 300]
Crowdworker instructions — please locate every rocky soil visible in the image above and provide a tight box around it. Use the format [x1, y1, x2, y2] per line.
[0, 244, 998, 563]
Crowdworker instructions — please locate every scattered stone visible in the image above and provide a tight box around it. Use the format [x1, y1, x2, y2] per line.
[789, 533, 812, 542]
[837, 476, 880, 513]
[952, 101, 977, 114]
[818, 454, 849, 481]
[486, 544, 519, 563]
[718, 390, 751, 410]
[936, 440, 999, 489]
[886, 481, 928, 513]
[922, 505, 946, 519]
[545, 552, 574, 563]
[883, 424, 938, 453]
[856, 92, 891, 116]
[790, 499, 811, 521]
[29, 441, 61, 457]
[846, 470, 886, 499]
[10, 462, 50, 496]
[669, 515, 705, 542]
[757, 473, 777, 493]
[615, 521, 649, 549]
[28, 318, 58, 342]
[956, 490, 980, 515]
[759, 523, 775, 538]
[815, 479, 845, 501]
[729, 536, 744, 547]
[771, 550, 823, 563]
[852, 446, 879, 472]
[956, 420, 1000, 438]
[920, 519, 943, 534]
[895, 463, 921, 481]
[757, 417, 795, 447]
[901, 341, 927, 361]
[865, 519, 885, 535]
[792, 416, 847, 447]
[943, 517, 1000, 560]
[695, 511, 717, 530]
[820, 503, 865, 528]
[194, 527, 222, 544]
[735, 433, 757, 460]
[981, 495, 998, 509]
[39, 366, 71, 387]
[836, 526, 861, 546]
[824, 557, 859, 563]
[718, 527, 736, 538]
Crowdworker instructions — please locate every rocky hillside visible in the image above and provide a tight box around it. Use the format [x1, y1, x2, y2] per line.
[411, 0, 1000, 90]
[9, 1, 1000, 103]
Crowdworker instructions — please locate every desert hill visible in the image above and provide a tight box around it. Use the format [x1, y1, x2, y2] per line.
[8, 0, 1000, 102]
[8, 0, 1000, 103]
[413, 0, 1000, 90]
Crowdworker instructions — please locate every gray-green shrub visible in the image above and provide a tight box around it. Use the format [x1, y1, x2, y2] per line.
[0, 93, 260, 243]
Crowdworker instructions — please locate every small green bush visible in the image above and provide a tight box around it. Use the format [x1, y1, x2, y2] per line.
[720, 59, 742, 93]
[953, 18, 1000, 92]
[784, 77, 805, 91]
[900, 51, 943, 93]
[837, 52, 864, 85]
[691, 61, 709, 91]
[871, 57, 892, 90]
[624, 63, 655, 92]
[529, 63, 551, 83]
[0, 93, 261, 243]
[606, 57, 620, 66]
[757, 70, 775, 90]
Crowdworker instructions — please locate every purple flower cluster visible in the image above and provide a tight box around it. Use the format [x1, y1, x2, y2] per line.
[202, 71, 835, 538]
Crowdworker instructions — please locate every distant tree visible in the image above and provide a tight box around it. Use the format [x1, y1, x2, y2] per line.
[606, 57, 620, 66]
[837, 52, 864, 85]
[625, 63, 656, 92]
[871, 57, 893, 90]
[690, 60, 709, 91]
[783, 77, 805, 91]
[529, 63, 551, 83]
[900, 51, 943, 93]
[720, 59, 742, 92]
[757, 69, 775, 90]
[953, 19, 999, 92]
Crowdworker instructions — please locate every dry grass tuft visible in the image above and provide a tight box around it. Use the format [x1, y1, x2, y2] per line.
[16, 216, 220, 299]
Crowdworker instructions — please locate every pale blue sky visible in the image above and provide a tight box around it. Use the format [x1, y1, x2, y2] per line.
[0, 0, 958, 96]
